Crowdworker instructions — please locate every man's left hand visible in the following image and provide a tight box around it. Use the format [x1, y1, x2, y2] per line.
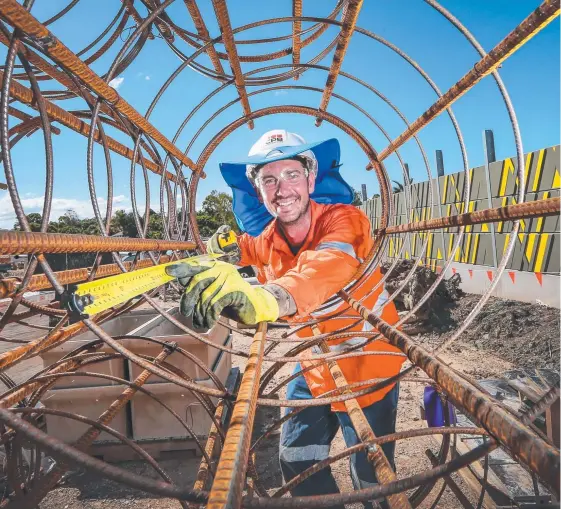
[166, 259, 279, 328]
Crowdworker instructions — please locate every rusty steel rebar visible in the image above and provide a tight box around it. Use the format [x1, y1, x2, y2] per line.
[7, 105, 61, 135]
[0, 1, 557, 508]
[0, 406, 210, 504]
[0, 230, 195, 255]
[162, 3, 347, 68]
[0, 0, 198, 171]
[0, 304, 131, 374]
[367, 0, 560, 167]
[292, 0, 302, 79]
[121, 0, 155, 40]
[192, 396, 227, 495]
[144, 0, 176, 43]
[340, 289, 560, 497]
[0, 27, 158, 151]
[377, 196, 560, 235]
[211, 0, 254, 130]
[0, 316, 104, 375]
[0, 69, 173, 180]
[183, 0, 225, 75]
[315, 0, 363, 126]
[313, 326, 411, 509]
[207, 323, 267, 509]
[0, 358, 81, 409]
[19, 343, 179, 508]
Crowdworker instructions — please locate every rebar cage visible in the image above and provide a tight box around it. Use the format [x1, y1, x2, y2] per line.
[0, 1, 559, 508]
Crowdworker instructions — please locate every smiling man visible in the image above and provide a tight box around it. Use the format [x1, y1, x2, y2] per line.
[167, 130, 405, 508]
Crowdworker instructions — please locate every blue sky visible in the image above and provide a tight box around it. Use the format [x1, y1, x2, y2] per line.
[0, 0, 559, 228]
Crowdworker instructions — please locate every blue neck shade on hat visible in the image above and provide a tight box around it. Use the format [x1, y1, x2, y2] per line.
[219, 138, 354, 237]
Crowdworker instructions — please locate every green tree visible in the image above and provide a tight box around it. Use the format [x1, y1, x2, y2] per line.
[80, 217, 103, 236]
[147, 211, 164, 239]
[352, 189, 363, 206]
[195, 191, 238, 238]
[14, 213, 42, 231]
[51, 209, 83, 234]
[392, 179, 414, 193]
[14, 191, 237, 241]
[109, 209, 166, 239]
[110, 210, 139, 237]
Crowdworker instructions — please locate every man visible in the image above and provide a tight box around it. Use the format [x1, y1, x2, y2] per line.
[167, 130, 405, 508]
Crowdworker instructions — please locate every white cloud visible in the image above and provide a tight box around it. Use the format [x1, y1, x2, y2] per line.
[108, 76, 124, 90]
[274, 90, 288, 96]
[145, 75, 151, 81]
[0, 193, 132, 229]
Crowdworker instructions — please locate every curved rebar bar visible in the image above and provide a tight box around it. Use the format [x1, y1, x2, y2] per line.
[0, 1, 558, 507]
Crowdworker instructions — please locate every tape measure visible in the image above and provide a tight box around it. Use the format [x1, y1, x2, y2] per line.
[64, 229, 239, 319]
[216, 228, 238, 253]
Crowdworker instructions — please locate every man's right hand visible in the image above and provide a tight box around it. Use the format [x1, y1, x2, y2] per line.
[207, 225, 241, 264]
[165, 259, 279, 328]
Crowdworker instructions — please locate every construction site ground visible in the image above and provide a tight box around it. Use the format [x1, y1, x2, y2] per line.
[3, 291, 556, 508]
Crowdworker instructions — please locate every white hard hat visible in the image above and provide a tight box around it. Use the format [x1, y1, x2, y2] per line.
[245, 129, 318, 181]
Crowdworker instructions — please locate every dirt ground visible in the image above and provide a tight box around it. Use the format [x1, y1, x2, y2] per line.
[16, 290, 558, 508]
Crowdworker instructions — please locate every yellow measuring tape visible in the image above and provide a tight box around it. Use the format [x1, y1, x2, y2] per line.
[64, 254, 215, 318]
[65, 230, 238, 318]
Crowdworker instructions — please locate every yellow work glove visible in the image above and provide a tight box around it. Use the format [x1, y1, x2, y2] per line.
[206, 225, 241, 264]
[166, 259, 279, 329]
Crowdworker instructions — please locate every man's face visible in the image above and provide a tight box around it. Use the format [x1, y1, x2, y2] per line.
[256, 159, 316, 225]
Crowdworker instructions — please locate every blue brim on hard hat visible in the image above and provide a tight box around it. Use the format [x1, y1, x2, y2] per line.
[219, 138, 354, 237]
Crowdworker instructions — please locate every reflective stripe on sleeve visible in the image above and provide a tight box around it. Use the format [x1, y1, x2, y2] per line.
[316, 241, 358, 259]
[327, 336, 368, 353]
[371, 289, 390, 317]
[279, 444, 331, 463]
[310, 297, 344, 317]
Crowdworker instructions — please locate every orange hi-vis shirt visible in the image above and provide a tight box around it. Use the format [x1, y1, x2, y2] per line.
[238, 200, 406, 411]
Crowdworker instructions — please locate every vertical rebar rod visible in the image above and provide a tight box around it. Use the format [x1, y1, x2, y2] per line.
[211, 0, 254, 130]
[207, 323, 267, 509]
[313, 325, 412, 509]
[292, 0, 302, 79]
[315, 0, 363, 126]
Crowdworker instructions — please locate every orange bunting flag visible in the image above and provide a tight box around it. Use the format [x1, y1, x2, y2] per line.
[535, 272, 543, 286]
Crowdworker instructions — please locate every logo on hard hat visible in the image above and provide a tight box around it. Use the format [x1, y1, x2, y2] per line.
[266, 133, 284, 144]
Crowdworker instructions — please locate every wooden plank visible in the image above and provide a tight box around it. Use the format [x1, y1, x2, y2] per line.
[545, 396, 560, 448]
[507, 378, 545, 403]
[426, 448, 474, 509]
[431, 435, 512, 508]
[431, 436, 495, 509]
[452, 438, 512, 507]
